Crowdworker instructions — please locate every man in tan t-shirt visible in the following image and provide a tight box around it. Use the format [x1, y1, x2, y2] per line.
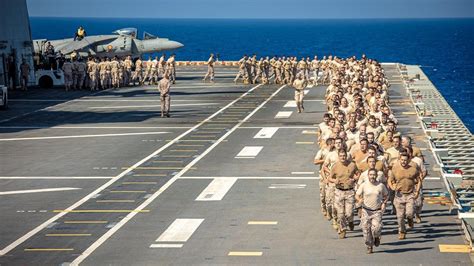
[388, 153, 422, 239]
[322, 137, 345, 226]
[314, 138, 335, 218]
[329, 150, 359, 239]
[293, 74, 308, 113]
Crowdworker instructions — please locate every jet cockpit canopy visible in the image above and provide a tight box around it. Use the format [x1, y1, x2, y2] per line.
[113, 28, 138, 38]
[143, 32, 158, 40]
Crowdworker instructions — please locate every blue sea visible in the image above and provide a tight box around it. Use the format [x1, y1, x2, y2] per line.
[30, 18, 474, 132]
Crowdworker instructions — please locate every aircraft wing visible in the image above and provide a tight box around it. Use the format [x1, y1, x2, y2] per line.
[43, 35, 118, 55]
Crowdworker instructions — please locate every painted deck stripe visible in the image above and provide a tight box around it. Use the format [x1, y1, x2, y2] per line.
[96, 200, 136, 203]
[89, 103, 219, 109]
[304, 89, 309, 95]
[248, 221, 278, 225]
[24, 248, 74, 252]
[0, 132, 170, 142]
[63, 221, 107, 224]
[275, 111, 293, 118]
[109, 190, 147, 193]
[283, 101, 297, 107]
[180, 176, 320, 180]
[291, 172, 315, 175]
[149, 244, 184, 248]
[70, 84, 283, 265]
[234, 156, 256, 159]
[0, 176, 113, 180]
[228, 251, 263, 256]
[0, 187, 80, 196]
[295, 142, 315, 145]
[46, 234, 91, 237]
[438, 244, 471, 253]
[122, 182, 157, 185]
[253, 127, 279, 139]
[133, 174, 167, 177]
[236, 146, 263, 158]
[156, 218, 204, 242]
[52, 210, 149, 213]
[196, 178, 237, 201]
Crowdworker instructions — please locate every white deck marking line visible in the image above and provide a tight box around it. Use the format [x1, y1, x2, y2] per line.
[149, 244, 183, 248]
[195, 178, 237, 201]
[253, 127, 279, 139]
[240, 126, 317, 129]
[234, 156, 255, 159]
[0, 132, 171, 142]
[70, 83, 273, 265]
[458, 213, 474, 219]
[0, 126, 191, 129]
[304, 89, 309, 95]
[0, 86, 116, 124]
[89, 103, 219, 109]
[236, 146, 263, 158]
[11, 99, 219, 102]
[275, 111, 292, 119]
[284, 101, 297, 107]
[0, 187, 81, 196]
[291, 172, 315, 175]
[155, 218, 204, 242]
[268, 184, 307, 189]
[0, 84, 264, 258]
[180, 176, 321, 180]
[0, 176, 112, 180]
[425, 177, 441, 180]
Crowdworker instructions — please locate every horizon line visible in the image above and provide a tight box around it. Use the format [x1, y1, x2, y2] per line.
[29, 16, 474, 20]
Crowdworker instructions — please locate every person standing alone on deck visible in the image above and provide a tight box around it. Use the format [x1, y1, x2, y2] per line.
[203, 53, 215, 82]
[158, 74, 171, 118]
[293, 74, 307, 113]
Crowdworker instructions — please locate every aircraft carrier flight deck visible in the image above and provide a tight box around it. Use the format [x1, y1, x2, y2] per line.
[0, 64, 473, 265]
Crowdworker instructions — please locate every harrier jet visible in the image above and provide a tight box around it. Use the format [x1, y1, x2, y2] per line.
[33, 28, 184, 58]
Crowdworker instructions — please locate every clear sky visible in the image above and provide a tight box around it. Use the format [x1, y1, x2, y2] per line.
[27, 0, 474, 19]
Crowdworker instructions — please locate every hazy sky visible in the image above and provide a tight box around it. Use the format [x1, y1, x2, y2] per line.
[27, 0, 474, 19]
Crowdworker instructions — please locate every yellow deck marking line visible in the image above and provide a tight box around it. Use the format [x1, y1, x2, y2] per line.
[123, 167, 196, 170]
[96, 200, 136, 203]
[53, 210, 150, 213]
[228, 251, 263, 256]
[195, 131, 221, 134]
[25, 248, 74, 252]
[46, 234, 91, 237]
[152, 160, 183, 163]
[133, 174, 167, 176]
[296, 142, 315, 144]
[402, 111, 417, 115]
[439, 244, 472, 253]
[64, 221, 108, 224]
[248, 221, 278, 225]
[122, 182, 157, 185]
[162, 155, 192, 158]
[177, 144, 204, 147]
[110, 190, 147, 193]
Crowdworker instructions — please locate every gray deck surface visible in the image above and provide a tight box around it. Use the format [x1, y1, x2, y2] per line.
[0, 65, 471, 265]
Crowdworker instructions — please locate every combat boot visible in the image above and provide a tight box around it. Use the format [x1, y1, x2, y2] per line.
[407, 218, 414, 229]
[349, 222, 354, 231]
[398, 232, 406, 240]
[415, 214, 422, 224]
[297, 103, 302, 113]
[338, 230, 346, 239]
[366, 246, 373, 254]
[374, 237, 380, 247]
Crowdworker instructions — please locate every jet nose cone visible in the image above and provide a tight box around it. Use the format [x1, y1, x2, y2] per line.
[168, 40, 184, 49]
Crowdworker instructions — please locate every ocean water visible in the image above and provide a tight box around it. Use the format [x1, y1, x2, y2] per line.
[30, 18, 474, 132]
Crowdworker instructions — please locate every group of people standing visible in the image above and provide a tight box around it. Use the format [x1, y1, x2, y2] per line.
[61, 54, 177, 91]
[233, 54, 332, 86]
[313, 55, 426, 254]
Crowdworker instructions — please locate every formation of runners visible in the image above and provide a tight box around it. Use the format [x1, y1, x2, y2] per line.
[310, 55, 426, 254]
[60, 54, 177, 91]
